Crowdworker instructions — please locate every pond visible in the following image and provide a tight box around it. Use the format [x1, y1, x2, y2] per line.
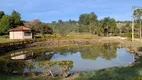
[2, 43, 135, 73]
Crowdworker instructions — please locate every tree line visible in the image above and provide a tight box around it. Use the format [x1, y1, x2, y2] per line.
[0, 10, 23, 35]
[50, 12, 133, 37]
[0, 10, 53, 35]
[1, 10, 141, 38]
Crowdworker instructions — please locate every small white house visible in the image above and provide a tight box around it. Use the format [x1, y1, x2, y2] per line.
[9, 26, 32, 39]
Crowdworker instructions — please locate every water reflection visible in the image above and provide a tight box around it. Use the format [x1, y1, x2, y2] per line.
[80, 43, 117, 60]
[5, 43, 134, 73]
[10, 52, 54, 61]
[54, 43, 118, 60]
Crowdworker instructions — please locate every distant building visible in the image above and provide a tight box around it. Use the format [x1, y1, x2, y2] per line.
[8, 26, 32, 39]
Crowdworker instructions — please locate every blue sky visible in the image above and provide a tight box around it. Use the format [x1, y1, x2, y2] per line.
[0, 0, 141, 22]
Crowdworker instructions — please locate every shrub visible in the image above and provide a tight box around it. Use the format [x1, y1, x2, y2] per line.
[0, 58, 26, 74]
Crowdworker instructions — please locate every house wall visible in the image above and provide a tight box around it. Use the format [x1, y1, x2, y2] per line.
[10, 31, 24, 39]
[10, 31, 32, 39]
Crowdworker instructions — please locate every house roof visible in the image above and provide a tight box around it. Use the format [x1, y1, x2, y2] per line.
[8, 26, 31, 32]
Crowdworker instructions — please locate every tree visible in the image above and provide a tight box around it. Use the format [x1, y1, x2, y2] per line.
[58, 19, 63, 24]
[11, 10, 23, 27]
[0, 11, 5, 19]
[134, 9, 142, 39]
[78, 12, 98, 34]
[89, 12, 98, 23]
[24, 19, 41, 34]
[100, 17, 117, 36]
[24, 19, 53, 37]
[0, 15, 11, 34]
[80, 43, 117, 60]
[89, 12, 98, 34]
[79, 14, 90, 25]
[39, 23, 53, 35]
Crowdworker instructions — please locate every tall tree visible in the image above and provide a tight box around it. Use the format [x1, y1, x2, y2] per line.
[0, 11, 5, 19]
[134, 9, 142, 39]
[79, 14, 90, 25]
[39, 23, 53, 35]
[100, 17, 117, 36]
[89, 12, 98, 34]
[58, 19, 63, 24]
[0, 15, 11, 34]
[11, 10, 23, 27]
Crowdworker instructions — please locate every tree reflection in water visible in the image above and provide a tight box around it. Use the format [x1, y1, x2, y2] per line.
[55, 43, 119, 60]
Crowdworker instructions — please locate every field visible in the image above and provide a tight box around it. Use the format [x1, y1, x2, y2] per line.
[0, 36, 13, 43]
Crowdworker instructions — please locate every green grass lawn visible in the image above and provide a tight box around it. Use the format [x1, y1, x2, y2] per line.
[0, 36, 12, 43]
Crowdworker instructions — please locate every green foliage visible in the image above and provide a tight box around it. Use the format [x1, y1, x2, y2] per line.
[50, 20, 77, 36]
[32, 60, 73, 77]
[40, 23, 53, 35]
[0, 15, 12, 34]
[0, 58, 7, 73]
[0, 58, 26, 74]
[50, 12, 119, 36]
[24, 19, 53, 36]
[125, 32, 132, 38]
[134, 9, 142, 19]
[0, 11, 5, 19]
[100, 17, 118, 36]
[79, 14, 90, 25]
[80, 43, 117, 60]
[11, 10, 23, 27]
[0, 10, 23, 35]
[6, 60, 26, 73]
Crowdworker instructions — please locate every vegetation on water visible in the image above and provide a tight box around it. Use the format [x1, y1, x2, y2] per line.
[0, 57, 73, 78]
[32, 60, 73, 77]
[0, 58, 26, 74]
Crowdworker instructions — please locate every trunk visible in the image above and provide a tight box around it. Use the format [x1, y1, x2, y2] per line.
[140, 20, 142, 40]
[119, 29, 121, 35]
[62, 66, 69, 78]
[132, 17, 135, 42]
[48, 68, 54, 77]
[90, 25, 92, 34]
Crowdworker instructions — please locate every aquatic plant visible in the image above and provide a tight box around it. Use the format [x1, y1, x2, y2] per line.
[32, 60, 73, 77]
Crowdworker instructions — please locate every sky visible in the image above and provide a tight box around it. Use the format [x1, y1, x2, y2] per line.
[0, 0, 142, 22]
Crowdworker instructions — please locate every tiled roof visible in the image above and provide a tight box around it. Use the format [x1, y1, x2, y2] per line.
[8, 26, 31, 31]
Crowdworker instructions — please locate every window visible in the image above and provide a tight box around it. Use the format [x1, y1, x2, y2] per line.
[24, 31, 31, 36]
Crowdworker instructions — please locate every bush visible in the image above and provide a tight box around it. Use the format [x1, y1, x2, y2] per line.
[0, 58, 26, 74]
[137, 47, 142, 52]
[125, 32, 132, 39]
[0, 58, 7, 73]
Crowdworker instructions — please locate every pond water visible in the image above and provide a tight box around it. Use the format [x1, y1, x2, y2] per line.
[4, 43, 134, 73]
[50, 48, 134, 73]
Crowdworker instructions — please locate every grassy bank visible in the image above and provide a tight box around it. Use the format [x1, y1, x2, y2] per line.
[74, 57, 142, 80]
[0, 75, 60, 80]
